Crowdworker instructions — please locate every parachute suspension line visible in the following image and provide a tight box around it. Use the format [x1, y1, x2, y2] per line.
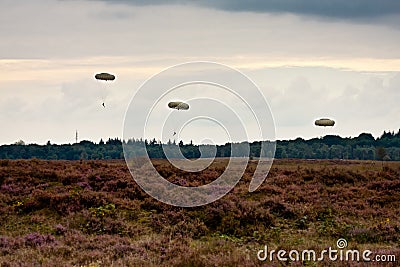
[101, 81, 107, 106]
[171, 110, 177, 138]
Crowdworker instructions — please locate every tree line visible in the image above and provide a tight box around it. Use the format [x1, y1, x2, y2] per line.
[0, 130, 399, 161]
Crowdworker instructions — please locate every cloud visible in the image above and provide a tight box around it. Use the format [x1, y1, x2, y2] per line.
[0, 97, 27, 120]
[248, 67, 400, 139]
[1, 1, 399, 144]
[93, 0, 400, 20]
[2, 1, 400, 62]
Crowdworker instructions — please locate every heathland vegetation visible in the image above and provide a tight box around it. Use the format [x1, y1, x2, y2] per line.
[0, 159, 399, 266]
[1, 130, 400, 161]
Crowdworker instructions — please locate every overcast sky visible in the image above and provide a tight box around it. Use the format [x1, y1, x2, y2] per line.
[1, 0, 399, 145]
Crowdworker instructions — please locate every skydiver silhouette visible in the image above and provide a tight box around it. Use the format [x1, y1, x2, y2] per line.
[102, 102, 105, 108]
[173, 131, 176, 136]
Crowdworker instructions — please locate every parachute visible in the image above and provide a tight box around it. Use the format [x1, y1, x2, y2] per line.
[315, 118, 335, 127]
[168, 101, 189, 137]
[95, 73, 115, 81]
[168, 101, 189, 110]
[94, 72, 115, 107]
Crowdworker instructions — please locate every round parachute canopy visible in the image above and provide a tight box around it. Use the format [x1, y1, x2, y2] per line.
[168, 101, 189, 110]
[315, 118, 335, 127]
[95, 73, 115, 81]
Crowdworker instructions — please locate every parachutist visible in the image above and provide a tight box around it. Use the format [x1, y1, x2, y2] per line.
[168, 101, 188, 139]
[95, 72, 115, 109]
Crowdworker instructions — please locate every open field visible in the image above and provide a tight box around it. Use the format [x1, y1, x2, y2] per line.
[0, 159, 399, 266]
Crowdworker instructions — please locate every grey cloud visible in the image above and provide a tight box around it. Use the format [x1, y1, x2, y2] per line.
[3, 1, 400, 60]
[93, 0, 400, 20]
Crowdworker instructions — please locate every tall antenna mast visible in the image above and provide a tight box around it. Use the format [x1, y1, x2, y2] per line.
[75, 130, 78, 144]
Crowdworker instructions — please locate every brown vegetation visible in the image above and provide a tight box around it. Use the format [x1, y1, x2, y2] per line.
[0, 159, 399, 266]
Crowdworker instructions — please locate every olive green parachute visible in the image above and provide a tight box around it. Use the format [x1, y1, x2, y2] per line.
[315, 118, 335, 127]
[95, 73, 115, 81]
[168, 101, 189, 110]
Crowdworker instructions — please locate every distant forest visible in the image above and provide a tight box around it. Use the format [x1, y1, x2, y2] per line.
[0, 130, 399, 161]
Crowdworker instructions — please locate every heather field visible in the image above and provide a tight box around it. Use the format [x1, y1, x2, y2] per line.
[0, 159, 399, 266]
